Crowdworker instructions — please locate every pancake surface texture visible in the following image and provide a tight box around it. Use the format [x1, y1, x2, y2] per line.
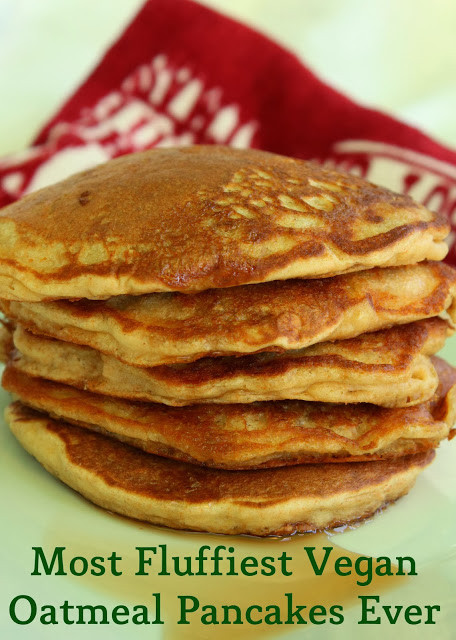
[0, 146, 449, 301]
[3, 261, 455, 366]
[10, 319, 449, 407]
[6, 402, 435, 536]
[4, 358, 455, 469]
[0, 320, 12, 363]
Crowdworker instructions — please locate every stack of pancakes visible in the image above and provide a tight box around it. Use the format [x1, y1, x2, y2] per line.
[1, 146, 455, 536]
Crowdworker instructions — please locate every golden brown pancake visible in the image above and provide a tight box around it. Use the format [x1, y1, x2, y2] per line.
[3, 358, 455, 469]
[0, 147, 448, 301]
[5, 402, 436, 536]
[10, 318, 449, 407]
[0, 318, 12, 363]
[2, 261, 455, 367]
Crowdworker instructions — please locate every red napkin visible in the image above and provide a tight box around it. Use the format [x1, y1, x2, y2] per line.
[1, 0, 456, 263]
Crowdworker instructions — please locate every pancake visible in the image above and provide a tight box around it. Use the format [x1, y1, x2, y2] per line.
[0, 319, 12, 363]
[0, 146, 449, 302]
[10, 318, 449, 407]
[3, 358, 455, 469]
[2, 261, 455, 367]
[5, 402, 436, 536]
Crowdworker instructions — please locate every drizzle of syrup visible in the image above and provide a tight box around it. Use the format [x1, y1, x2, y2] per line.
[43, 510, 405, 639]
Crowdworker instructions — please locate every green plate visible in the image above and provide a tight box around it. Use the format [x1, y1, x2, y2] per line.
[1, 340, 456, 639]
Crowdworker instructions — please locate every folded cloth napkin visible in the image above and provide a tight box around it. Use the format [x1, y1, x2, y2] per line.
[1, 0, 456, 263]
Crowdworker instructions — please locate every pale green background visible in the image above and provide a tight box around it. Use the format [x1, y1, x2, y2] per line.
[1, 0, 456, 155]
[0, 1, 455, 638]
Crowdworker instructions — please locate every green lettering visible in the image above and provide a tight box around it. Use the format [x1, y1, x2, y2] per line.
[132, 605, 151, 625]
[285, 593, 307, 624]
[278, 551, 293, 576]
[246, 605, 263, 625]
[107, 551, 122, 576]
[397, 556, 417, 577]
[260, 556, 276, 576]
[264, 605, 282, 625]
[61, 600, 75, 625]
[222, 604, 243, 624]
[10, 595, 37, 625]
[40, 605, 57, 625]
[151, 593, 164, 624]
[210, 546, 227, 576]
[195, 545, 211, 576]
[226, 546, 238, 576]
[309, 605, 326, 625]
[355, 556, 373, 586]
[358, 595, 381, 624]
[424, 605, 440, 624]
[112, 605, 129, 624]
[32, 546, 66, 576]
[404, 605, 422, 624]
[90, 556, 106, 576]
[201, 605, 218, 625]
[240, 556, 258, 576]
[135, 547, 157, 576]
[375, 557, 393, 577]
[329, 605, 344, 625]
[173, 554, 193, 577]
[69, 556, 88, 576]
[383, 604, 403, 624]
[76, 604, 109, 624]
[304, 547, 332, 576]
[178, 596, 199, 624]
[334, 556, 352, 576]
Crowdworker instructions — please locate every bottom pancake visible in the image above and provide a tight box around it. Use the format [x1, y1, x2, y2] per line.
[6, 402, 435, 536]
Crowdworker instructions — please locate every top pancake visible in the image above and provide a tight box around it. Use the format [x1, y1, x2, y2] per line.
[0, 146, 449, 301]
